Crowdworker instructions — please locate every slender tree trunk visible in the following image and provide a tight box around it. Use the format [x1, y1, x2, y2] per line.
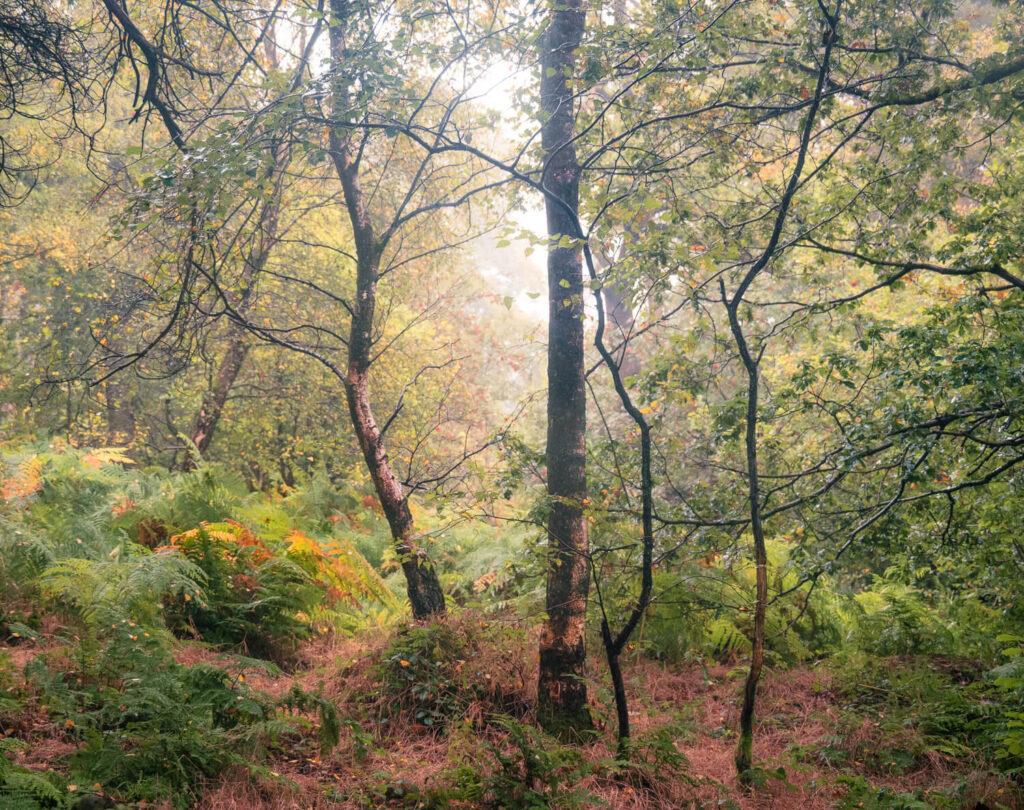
[726, 303, 768, 780]
[178, 145, 284, 471]
[180, 332, 248, 469]
[328, 0, 445, 621]
[721, 5, 838, 776]
[591, 249, 640, 378]
[537, 0, 591, 736]
[591, 238, 655, 755]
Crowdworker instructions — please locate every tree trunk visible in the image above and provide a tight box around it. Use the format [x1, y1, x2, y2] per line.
[722, 6, 837, 776]
[537, 0, 591, 737]
[727, 303, 768, 780]
[345, 368, 446, 619]
[180, 332, 248, 470]
[328, 0, 445, 621]
[592, 248, 640, 378]
[591, 245, 656, 756]
[178, 142, 284, 471]
[104, 375, 135, 446]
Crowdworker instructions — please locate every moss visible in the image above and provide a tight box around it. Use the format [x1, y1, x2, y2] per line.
[734, 729, 753, 781]
[536, 703, 595, 742]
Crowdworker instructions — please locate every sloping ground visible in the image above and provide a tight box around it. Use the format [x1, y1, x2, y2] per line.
[2, 628, 1021, 810]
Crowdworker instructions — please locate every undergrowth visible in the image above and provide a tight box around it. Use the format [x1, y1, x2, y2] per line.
[2, 446, 1023, 808]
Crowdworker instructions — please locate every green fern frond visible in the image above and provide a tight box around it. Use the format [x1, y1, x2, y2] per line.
[708, 616, 748, 658]
[0, 770, 64, 808]
[41, 551, 204, 634]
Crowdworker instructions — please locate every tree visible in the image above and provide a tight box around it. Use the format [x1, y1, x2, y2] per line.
[1, 0, 281, 201]
[535, 0, 593, 735]
[132, 0, 507, 618]
[318, 0, 446, 619]
[177, 33, 298, 471]
[0, 0, 90, 204]
[566, 0, 1024, 777]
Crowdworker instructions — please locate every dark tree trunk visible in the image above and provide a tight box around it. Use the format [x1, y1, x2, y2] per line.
[536, 0, 591, 736]
[723, 6, 838, 776]
[591, 248, 640, 378]
[728, 305, 768, 779]
[104, 375, 135, 446]
[591, 240, 655, 756]
[328, 0, 445, 621]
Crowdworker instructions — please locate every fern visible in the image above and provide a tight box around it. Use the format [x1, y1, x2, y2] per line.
[285, 529, 399, 610]
[639, 538, 847, 663]
[850, 583, 954, 656]
[161, 521, 324, 656]
[40, 551, 204, 635]
[0, 521, 53, 603]
[1, 454, 42, 503]
[148, 468, 249, 532]
[0, 741, 65, 810]
[0, 772, 64, 809]
[708, 617, 748, 659]
[26, 640, 320, 809]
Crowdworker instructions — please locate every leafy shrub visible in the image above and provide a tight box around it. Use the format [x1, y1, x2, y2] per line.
[377, 623, 464, 729]
[831, 653, 1021, 782]
[835, 775, 958, 810]
[476, 719, 601, 809]
[373, 612, 530, 731]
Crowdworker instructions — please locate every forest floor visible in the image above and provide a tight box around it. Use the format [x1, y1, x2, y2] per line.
[3, 624, 1020, 810]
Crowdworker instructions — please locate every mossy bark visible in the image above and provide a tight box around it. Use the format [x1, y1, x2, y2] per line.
[536, 0, 591, 736]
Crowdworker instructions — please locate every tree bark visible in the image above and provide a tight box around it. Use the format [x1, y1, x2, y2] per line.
[537, 0, 591, 736]
[328, 0, 445, 621]
[180, 331, 249, 470]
